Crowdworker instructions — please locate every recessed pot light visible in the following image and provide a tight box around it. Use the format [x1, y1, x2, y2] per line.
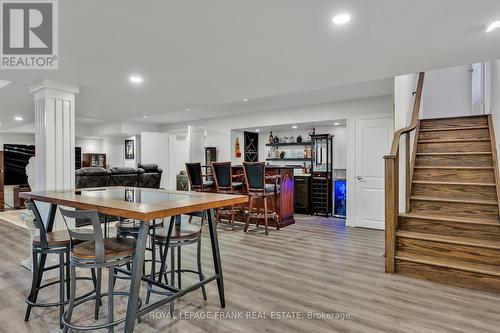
[14, 116, 23, 121]
[486, 20, 500, 32]
[143, 115, 147, 118]
[129, 75, 143, 84]
[242, 98, 248, 102]
[334, 122, 340, 126]
[255, 129, 260, 132]
[332, 14, 351, 25]
[185, 108, 190, 112]
[292, 125, 298, 129]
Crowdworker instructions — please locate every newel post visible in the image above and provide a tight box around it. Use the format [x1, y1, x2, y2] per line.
[384, 153, 399, 273]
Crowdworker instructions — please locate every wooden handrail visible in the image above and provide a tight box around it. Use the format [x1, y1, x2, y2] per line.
[384, 72, 425, 273]
[386, 72, 425, 159]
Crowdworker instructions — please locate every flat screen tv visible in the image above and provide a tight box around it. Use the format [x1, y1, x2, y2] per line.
[3, 144, 36, 186]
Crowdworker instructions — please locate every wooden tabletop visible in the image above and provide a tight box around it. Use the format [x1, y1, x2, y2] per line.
[20, 187, 248, 221]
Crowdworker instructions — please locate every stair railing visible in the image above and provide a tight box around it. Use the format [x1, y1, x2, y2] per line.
[384, 72, 425, 273]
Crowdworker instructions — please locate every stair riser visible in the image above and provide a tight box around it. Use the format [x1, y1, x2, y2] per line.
[411, 199, 499, 220]
[420, 116, 488, 129]
[412, 183, 497, 201]
[397, 238, 500, 265]
[398, 217, 500, 242]
[417, 141, 492, 153]
[416, 154, 493, 167]
[413, 168, 495, 183]
[419, 128, 490, 141]
[395, 260, 500, 293]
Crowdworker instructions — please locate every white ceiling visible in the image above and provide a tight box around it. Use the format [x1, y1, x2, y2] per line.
[1, 0, 500, 130]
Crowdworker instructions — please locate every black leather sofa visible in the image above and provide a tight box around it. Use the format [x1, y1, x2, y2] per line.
[75, 164, 162, 189]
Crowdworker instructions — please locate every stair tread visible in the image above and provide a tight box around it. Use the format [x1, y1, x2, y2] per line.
[412, 180, 497, 186]
[399, 212, 500, 225]
[397, 230, 500, 249]
[414, 166, 494, 169]
[419, 126, 489, 132]
[416, 152, 492, 155]
[418, 139, 491, 143]
[410, 195, 498, 205]
[395, 253, 500, 277]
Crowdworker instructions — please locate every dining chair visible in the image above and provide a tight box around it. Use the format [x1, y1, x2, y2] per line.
[211, 161, 244, 226]
[59, 207, 141, 333]
[185, 162, 213, 192]
[242, 162, 281, 235]
[24, 200, 97, 329]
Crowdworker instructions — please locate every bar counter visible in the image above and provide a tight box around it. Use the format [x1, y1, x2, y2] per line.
[231, 165, 295, 228]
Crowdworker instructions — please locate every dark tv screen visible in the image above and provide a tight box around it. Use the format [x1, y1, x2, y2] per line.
[4, 144, 36, 186]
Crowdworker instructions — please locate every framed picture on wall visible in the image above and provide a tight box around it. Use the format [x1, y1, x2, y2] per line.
[125, 139, 134, 159]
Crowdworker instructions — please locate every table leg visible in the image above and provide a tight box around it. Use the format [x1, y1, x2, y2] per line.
[123, 221, 149, 333]
[207, 209, 225, 308]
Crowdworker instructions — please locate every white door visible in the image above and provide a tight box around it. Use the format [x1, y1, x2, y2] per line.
[187, 126, 207, 162]
[354, 117, 393, 229]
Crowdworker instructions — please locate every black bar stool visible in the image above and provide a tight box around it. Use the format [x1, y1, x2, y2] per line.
[59, 208, 141, 333]
[24, 200, 97, 329]
[211, 161, 244, 227]
[146, 215, 207, 310]
[242, 162, 281, 235]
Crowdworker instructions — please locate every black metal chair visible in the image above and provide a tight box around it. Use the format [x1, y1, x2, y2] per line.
[59, 208, 141, 333]
[211, 161, 244, 227]
[24, 200, 97, 329]
[242, 162, 281, 235]
[146, 215, 207, 311]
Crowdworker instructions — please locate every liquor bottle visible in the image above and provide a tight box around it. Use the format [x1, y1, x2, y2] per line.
[269, 131, 274, 144]
[303, 146, 308, 158]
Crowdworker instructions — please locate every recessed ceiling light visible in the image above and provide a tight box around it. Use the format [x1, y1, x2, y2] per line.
[292, 125, 298, 129]
[129, 75, 143, 84]
[242, 98, 248, 102]
[332, 14, 351, 25]
[334, 122, 340, 126]
[185, 108, 190, 112]
[14, 116, 23, 121]
[143, 115, 147, 118]
[255, 129, 260, 132]
[486, 20, 500, 32]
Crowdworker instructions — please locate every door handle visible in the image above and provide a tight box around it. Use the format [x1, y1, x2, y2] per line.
[356, 176, 365, 181]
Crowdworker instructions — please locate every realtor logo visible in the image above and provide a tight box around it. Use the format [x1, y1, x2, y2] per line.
[1, 0, 58, 69]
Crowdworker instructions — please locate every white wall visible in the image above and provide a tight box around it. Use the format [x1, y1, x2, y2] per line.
[140, 132, 169, 188]
[75, 138, 103, 153]
[490, 59, 500, 155]
[421, 65, 474, 119]
[102, 135, 140, 169]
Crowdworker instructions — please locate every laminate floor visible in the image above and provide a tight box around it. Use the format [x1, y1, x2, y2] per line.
[1, 215, 499, 333]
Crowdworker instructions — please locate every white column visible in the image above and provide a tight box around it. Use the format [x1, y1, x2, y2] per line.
[30, 79, 79, 191]
[22, 80, 79, 275]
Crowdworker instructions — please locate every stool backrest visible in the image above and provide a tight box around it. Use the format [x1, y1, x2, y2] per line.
[26, 200, 48, 249]
[243, 162, 265, 192]
[211, 161, 232, 190]
[59, 208, 105, 263]
[185, 162, 203, 189]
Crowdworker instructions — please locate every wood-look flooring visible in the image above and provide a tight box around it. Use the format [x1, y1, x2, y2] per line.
[1, 216, 500, 333]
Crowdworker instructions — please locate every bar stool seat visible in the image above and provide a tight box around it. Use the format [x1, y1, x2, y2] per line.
[152, 224, 201, 242]
[33, 230, 74, 247]
[72, 238, 136, 260]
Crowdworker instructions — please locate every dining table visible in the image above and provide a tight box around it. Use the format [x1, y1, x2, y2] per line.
[21, 186, 248, 333]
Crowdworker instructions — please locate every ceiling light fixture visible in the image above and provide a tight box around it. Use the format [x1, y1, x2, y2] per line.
[486, 20, 500, 32]
[14, 116, 23, 121]
[332, 13, 351, 25]
[292, 125, 298, 129]
[255, 129, 260, 132]
[129, 75, 143, 84]
[242, 98, 248, 102]
[185, 108, 190, 112]
[334, 122, 340, 126]
[143, 115, 147, 118]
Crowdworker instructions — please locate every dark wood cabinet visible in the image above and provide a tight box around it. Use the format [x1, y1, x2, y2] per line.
[82, 153, 106, 168]
[75, 147, 82, 169]
[294, 175, 310, 214]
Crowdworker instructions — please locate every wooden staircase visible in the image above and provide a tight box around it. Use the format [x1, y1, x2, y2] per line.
[384, 73, 500, 292]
